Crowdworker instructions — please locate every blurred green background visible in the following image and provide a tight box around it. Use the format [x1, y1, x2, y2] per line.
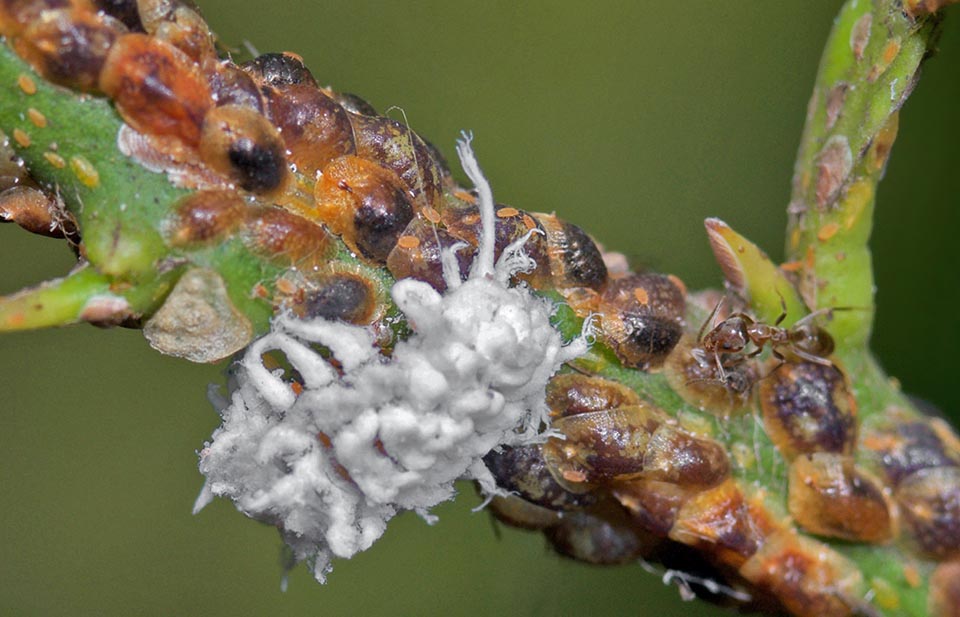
[1, 2, 958, 615]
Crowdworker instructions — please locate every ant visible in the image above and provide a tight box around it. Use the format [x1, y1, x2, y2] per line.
[692, 296, 845, 376]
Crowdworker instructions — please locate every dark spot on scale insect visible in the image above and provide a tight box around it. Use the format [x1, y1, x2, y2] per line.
[243, 52, 318, 88]
[353, 186, 414, 261]
[226, 136, 285, 192]
[303, 276, 372, 323]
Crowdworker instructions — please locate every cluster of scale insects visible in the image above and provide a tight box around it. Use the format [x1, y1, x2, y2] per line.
[1, 2, 960, 616]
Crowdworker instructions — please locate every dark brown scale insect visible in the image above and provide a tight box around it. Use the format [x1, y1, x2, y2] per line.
[536, 213, 608, 294]
[861, 418, 960, 486]
[668, 479, 772, 567]
[385, 216, 473, 293]
[642, 424, 730, 488]
[313, 155, 415, 262]
[758, 360, 857, 460]
[350, 113, 443, 211]
[330, 91, 377, 116]
[93, 0, 143, 31]
[787, 453, 893, 543]
[739, 531, 866, 617]
[293, 263, 388, 325]
[199, 104, 289, 194]
[13, 7, 127, 92]
[166, 189, 247, 246]
[613, 478, 692, 535]
[0, 185, 78, 240]
[545, 373, 640, 418]
[895, 466, 960, 560]
[206, 62, 265, 112]
[665, 335, 758, 417]
[482, 444, 596, 511]
[264, 84, 355, 178]
[929, 560, 960, 617]
[440, 203, 551, 287]
[486, 494, 560, 531]
[542, 404, 668, 486]
[99, 32, 213, 145]
[544, 503, 653, 565]
[598, 272, 685, 370]
[242, 51, 318, 88]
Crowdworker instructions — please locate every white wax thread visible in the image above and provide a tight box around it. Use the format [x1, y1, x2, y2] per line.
[196, 135, 588, 583]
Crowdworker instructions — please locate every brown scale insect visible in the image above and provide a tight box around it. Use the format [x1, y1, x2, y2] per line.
[544, 502, 653, 565]
[262, 83, 355, 179]
[861, 416, 960, 486]
[198, 104, 289, 194]
[930, 560, 960, 617]
[738, 530, 867, 617]
[12, 7, 127, 92]
[667, 479, 774, 568]
[540, 374, 730, 490]
[482, 443, 597, 511]
[312, 155, 415, 262]
[385, 216, 473, 293]
[292, 262, 388, 326]
[99, 32, 212, 145]
[758, 360, 858, 460]
[598, 272, 686, 370]
[895, 466, 960, 560]
[666, 335, 759, 416]
[786, 453, 893, 543]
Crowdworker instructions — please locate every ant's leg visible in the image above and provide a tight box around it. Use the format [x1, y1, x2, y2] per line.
[790, 346, 837, 368]
[774, 292, 787, 326]
[697, 297, 724, 342]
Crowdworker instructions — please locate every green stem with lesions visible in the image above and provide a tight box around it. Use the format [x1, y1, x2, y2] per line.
[0, 41, 393, 338]
[786, 0, 938, 350]
[0, 0, 955, 614]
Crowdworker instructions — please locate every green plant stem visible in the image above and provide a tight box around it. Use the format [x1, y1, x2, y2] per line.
[786, 0, 939, 349]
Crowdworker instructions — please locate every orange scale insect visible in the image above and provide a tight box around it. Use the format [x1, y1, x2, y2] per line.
[665, 335, 759, 417]
[144, 3, 216, 65]
[0, 0, 85, 37]
[313, 155, 416, 262]
[786, 453, 893, 543]
[166, 189, 248, 246]
[206, 61, 266, 113]
[13, 7, 127, 93]
[242, 205, 337, 269]
[99, 32, 213, 146]
[667, 479, 773, 568]
[542, 404, 669, 486]
[738, 530, 867, 617]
